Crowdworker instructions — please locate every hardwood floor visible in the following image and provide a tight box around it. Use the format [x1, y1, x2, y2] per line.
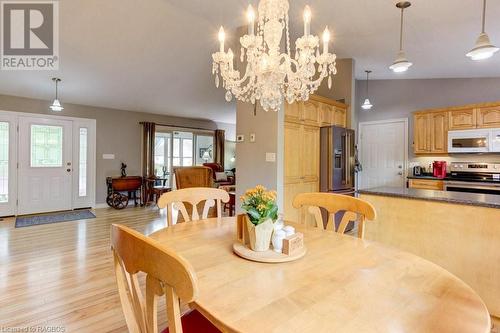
[0, 206, 169, 332]
[0, 207, 498, 332]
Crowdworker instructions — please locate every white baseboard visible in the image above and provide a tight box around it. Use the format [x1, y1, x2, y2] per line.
[94, 203, 109, 209]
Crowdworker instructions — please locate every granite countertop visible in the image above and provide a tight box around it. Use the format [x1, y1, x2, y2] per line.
[358, 187, 500, 209]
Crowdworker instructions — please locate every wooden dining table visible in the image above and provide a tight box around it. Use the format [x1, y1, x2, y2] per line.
[149, 217, 491, 333]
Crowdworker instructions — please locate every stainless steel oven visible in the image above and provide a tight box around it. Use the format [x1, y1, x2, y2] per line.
[444, 181, 500, 195]
[445, 162, 500, 195]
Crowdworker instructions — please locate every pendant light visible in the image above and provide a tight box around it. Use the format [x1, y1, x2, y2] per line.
[390, 1, 412, 73]
[466, 0, 498, 61]
[361, 70, 373, 110]
[49, 78, 64, 112]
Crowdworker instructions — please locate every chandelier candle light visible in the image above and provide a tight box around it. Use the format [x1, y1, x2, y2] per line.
[390, 1, 412, 73]
[212, 1, 337, 112]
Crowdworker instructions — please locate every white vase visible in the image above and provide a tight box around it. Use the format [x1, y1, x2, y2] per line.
[246, 217, 274, 252]
[272, 229, 286, 253]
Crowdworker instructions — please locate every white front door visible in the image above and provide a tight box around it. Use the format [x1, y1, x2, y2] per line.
[359, 119, 408, 189]
[18, 116, 73, 215]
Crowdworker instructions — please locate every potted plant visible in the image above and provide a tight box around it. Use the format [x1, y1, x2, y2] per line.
[240, 185, 278, 251]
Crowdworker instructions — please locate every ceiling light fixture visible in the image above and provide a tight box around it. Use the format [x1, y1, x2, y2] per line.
[212, 1, 337, 112]
[390, 1, 412, 73]
[49, 78, 64, 112]
[361, 70, 373, 110]
[466, 0, 498, 61]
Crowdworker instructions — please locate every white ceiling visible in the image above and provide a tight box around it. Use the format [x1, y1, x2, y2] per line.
[0, 0, 499, 124]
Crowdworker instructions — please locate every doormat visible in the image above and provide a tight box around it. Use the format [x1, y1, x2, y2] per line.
[15, 210, 96, 228]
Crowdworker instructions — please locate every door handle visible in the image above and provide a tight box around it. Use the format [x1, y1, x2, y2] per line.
[67, 169, 72, 172]
[398, 171, 403, 175]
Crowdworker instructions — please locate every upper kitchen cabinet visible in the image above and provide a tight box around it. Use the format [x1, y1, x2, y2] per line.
[302, 100, 321, 126]
[319, 103, 334, 127]
[413, 111, 448, 154]
[284, 101, 302, 123]
[477, 106, 500, 128]
[448, 108, 476, 130]
[284, 95, 348, 128]
[414, 113, 430, 154]
[413, 101, 500, 155]
[430, 112, 448, 153]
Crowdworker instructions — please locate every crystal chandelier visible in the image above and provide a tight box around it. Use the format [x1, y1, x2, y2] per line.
[212, 0, 337, 112]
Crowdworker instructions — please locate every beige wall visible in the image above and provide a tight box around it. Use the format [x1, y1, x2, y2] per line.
[235, 102, 285, 213]
[0, 94, 218, 204]
[317, 58, 356, 128]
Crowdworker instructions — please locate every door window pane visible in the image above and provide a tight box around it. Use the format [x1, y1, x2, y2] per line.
[0, 122, 8, 203]
[155, 135, 165, 175]
[79, 128, 88, 197]
[31, 125, 63, 167]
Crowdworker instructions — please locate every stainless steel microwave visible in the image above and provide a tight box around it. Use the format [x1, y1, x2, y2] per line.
[448, 128, 500, 153]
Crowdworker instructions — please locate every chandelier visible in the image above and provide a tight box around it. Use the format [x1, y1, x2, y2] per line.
[212, 0, 337, 112]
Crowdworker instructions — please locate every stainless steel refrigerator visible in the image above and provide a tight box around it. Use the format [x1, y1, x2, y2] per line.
[320, 126, 356, 194]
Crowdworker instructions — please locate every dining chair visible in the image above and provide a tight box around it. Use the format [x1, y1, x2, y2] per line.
[157, 188, 230, 226]
[292, 192, 377, 239]
[173, 167, 213, 189]
[144, 177, 171, 206]
[111, 224, 220, 333]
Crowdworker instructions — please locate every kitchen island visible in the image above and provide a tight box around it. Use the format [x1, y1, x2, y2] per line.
[359, 187, 500, 318]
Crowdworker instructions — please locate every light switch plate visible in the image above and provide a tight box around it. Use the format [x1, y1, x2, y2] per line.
[236, 134, 245, 142]
[266, 152, 276, 162]
[250, 133, 256, 142]
[103, 154, 115, 160]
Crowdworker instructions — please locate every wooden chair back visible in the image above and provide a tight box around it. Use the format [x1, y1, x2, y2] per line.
[111, 224, 198, 333]
[292, 192, 377, 239]
[174, 167, 213, 189]
[158, 188, 230, 226]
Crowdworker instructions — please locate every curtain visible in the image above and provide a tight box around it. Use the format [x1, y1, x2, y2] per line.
[214, 129, 225, 168]
[141, 122, 156, 178]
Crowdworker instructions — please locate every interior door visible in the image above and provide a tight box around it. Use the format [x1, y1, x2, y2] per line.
[18, 117, 73, 215]
[359, 120, 407, 189]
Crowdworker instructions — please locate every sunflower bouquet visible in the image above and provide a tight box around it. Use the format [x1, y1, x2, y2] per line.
[240, 185, 278, 226]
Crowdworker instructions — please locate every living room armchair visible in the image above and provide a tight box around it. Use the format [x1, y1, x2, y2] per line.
[203, 163, 235, 187]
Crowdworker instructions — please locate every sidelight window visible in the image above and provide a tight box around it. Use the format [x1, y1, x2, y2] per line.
[79, 128, 88, 197]
[0, 122, 8, 203]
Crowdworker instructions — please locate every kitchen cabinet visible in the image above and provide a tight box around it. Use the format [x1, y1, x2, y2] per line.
[408, 179, 444, 191]
[284, 95, 348, 224]
[302, 100, 321, 126]
[430, 112, 448, 153]
[448, 108, 476, 130]
[413, 102, 500, 155]
[284, 101, 301, 123]
[284, 122, 320, 185]
[284, 95, 348, 128]
[334, 107, 347, 127]
[413, 111, 448, 154]
[477, 106, 500, 128]
[319, 103, 334, 127]
[414, 113, 430, 154]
